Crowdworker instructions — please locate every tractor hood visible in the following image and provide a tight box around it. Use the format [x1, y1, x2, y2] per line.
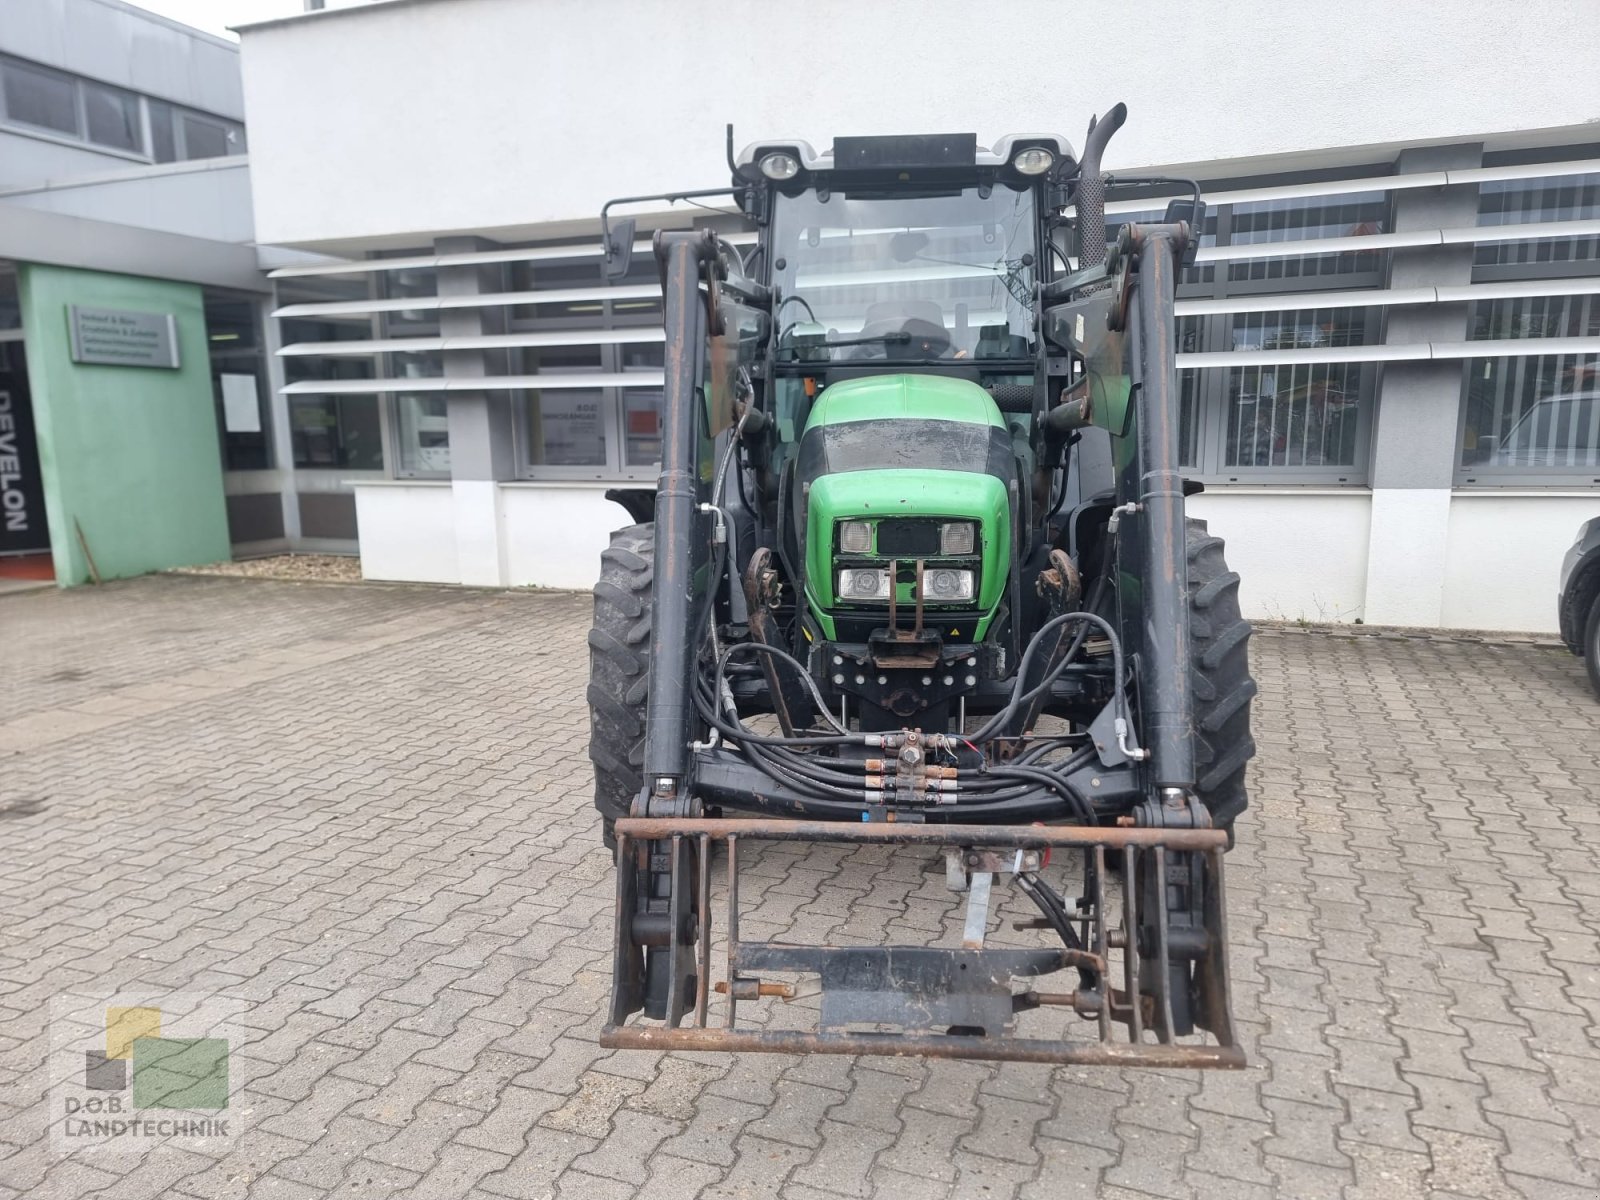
[798, 374, 1013, 635]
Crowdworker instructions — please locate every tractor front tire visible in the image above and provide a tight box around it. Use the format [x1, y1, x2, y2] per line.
[588, 523, 654, 850]
[1187, 518, 1257, 837]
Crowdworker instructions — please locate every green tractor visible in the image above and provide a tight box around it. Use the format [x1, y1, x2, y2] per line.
[588, 106, 1256, 1066]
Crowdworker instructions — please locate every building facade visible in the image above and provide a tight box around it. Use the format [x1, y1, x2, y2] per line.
[230, 0, 1600, 634]
[0, 0, 274, 585]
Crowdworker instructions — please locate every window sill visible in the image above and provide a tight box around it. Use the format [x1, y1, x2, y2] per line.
[1190, 483, 1371, 495]
[501, 479, 637, 490]
[1451, 486, 1600, 497]
[0, 120, 151, 165]
[348, 478, 449, 487]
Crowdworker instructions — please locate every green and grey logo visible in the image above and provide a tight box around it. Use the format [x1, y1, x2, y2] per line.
[51, 992, 241, 1154]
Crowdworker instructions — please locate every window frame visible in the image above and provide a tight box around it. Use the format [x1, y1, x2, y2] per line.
[204, 289, 274, 473]
[0, 55, 82, 140]
[377, 262, 449, 480]
[1455, 164, 1600, 488]
[275, 274, 388, 474]
[1183, 308, 1380, 485]
[1115, 190, 1390, 486]
[149, 99, 247, 164]
[507, 242, 669, 483]
[0, 52, 245, 164]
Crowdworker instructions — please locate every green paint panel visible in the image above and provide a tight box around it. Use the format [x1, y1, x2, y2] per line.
[804, 373, 1005, 430]
[18, 265, 229, 586]
[804, 467, 1010, 619]
[132, 1037, 229, 1110]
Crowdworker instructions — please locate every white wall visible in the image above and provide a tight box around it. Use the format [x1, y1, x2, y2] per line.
[1187, 490, 1372, 625]
[502, 484, 628, 591]
[352, 480, 1600, 636]
[239, 0, 1600, 251]
[0, 133, 146, 190]
[1442, 493, 1600, 633]
[1, 160, 255, 244]
[354, 480, 631, 591]
[353, 481, 458, 584]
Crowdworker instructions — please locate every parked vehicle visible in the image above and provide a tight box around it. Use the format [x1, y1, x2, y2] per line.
[585, 106, 1256, 1068]
[1558, 517, 1600, 698]
[1469, 390, 1600, 467]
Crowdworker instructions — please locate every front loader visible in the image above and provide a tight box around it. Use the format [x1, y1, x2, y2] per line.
[587, 105, 1257, 1066]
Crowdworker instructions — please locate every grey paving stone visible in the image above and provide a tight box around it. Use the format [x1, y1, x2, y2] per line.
[4, 579, 1598, 1200]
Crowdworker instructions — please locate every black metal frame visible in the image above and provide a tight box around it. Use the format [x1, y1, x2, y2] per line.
[604, 818, 1243, 1067]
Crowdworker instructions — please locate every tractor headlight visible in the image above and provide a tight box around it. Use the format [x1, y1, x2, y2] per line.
[838, 520, 873, 554]
[759, 151, 801, 181]
[1011, 147, 1055, 176]
[925, 569, 976, 602]
[939, 521, 976, 556]
[838, 568, 892, 601]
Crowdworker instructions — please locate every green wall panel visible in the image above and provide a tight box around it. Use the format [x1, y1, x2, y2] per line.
[18, 264, 229, 586]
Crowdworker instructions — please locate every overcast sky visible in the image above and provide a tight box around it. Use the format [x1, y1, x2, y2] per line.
[123, 1, 324, 39]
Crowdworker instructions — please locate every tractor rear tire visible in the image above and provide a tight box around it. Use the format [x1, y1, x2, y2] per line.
[588, 523, 654, 850]
[1187, 518, 1257, 838]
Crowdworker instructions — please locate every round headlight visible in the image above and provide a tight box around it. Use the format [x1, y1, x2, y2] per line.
[1011, 147, 1055, 177]
[846, 570, 885, 597]
[929, 570, 960, 597]
[759, 151, 801, 181]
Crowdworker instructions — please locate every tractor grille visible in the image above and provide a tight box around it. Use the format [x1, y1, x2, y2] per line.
[876, 519, 942, 557]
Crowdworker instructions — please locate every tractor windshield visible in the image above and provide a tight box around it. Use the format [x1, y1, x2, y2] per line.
[771, 185, 1037, 363]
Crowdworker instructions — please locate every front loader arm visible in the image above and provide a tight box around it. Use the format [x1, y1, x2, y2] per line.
[641, 231, 717, 805]
[1123, 224, 1197, 796]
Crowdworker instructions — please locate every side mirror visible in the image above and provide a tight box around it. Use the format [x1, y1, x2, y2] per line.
[602, 217, 636, 282]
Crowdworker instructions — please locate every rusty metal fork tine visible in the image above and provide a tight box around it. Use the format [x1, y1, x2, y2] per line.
[695, 833, 711, 1028]
[1123, 844, 1142, 1044]
[1201, 846, 1238, 1048]
[1151, 847, 1175, 1045]
[608, 832, 636, 1028]
[666, 833, 685, 1027]
[725, 835, 739, 1030]
[1092, 845, 1110, 1045]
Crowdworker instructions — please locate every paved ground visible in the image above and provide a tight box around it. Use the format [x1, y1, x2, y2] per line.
[2, 574, 1599, 1200]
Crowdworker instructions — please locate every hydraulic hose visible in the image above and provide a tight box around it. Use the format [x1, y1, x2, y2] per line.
[968, 610, 1130, 744]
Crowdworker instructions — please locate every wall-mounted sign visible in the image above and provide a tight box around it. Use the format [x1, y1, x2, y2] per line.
[219, 373, 261, 433]
[68, 305, 180, 369]
[0, 344, 51, 554]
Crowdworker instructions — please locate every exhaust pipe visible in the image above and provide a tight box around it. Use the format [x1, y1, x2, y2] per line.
[1074, 103, 1128, 270]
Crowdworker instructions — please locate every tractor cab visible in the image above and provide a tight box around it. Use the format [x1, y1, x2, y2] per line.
[724, 135, 1077, 731]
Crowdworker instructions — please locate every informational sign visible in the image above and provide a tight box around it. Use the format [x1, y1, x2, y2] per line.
[0, 343, 51, 554]
[219, 373, 261, 433]
[540, 394, 606, 465]
[68, 305, 180, 369]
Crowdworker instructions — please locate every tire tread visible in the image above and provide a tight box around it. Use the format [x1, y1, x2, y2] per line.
[589, 524, 655, 837]
[1186, 519, 1256, 828]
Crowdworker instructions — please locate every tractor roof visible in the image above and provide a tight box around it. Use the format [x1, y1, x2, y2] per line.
[734, 133, 1077, 176]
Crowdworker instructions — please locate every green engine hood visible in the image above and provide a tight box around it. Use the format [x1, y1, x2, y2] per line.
[798, 374, 1013, 635]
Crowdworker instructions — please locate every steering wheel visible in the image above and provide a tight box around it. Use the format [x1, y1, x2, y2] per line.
[849, 316, 954, 360]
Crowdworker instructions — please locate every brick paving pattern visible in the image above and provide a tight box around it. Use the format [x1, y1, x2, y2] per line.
[2, 574, 1598, 1199]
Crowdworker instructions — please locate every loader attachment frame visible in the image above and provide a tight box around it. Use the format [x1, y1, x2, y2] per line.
[603, 818, 1243, 1067]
